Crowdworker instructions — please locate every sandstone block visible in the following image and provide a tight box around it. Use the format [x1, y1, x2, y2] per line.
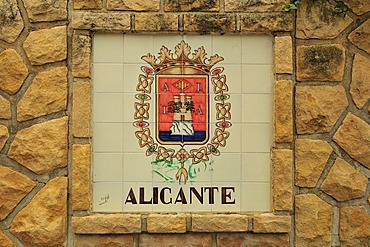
[192, 214, 248, 232]
[349, 19, 370, 55]
[274, 80, 292, 143]
[253, 214, 291, 233]
[23, 0, 67, 22]
[72, 33, 91, 78]
[0, 0, 24, 43]
[17, 67, 67, 122]
[296, 0, 352, 39]
[8, 117, 68, 174]
[72, 79, 91, 137]
[184, 14, 235, 33]
[0, 166, 36, 220]
[340, 206, 370, 246]
[72, 11, 130, 31]
[74, 0, 102, 10]
[274, 36, 293, 74]
[0, 125, 9, 151]
[74, 235, 133, 247]
[0, 95, 11, 119]
[23, 26, 67, 65]
[0, 49, 28, 94]
[147, 214, 186, 233]
[333, 113, 370, 169]
[296, 44, 345, 81]
[295, 85, 347, 134]
[240, 13, 293, 32]
[135, 14, 178, 32]
[321, 157, 367, 201]
[108, 0, 159, 11]
[217, 233, 289, 247]
[346, 0, 370, 15]
[272, 149, 292, 211]
[0, 231, 16, 247]
[140, 234, 212, 247]
[295, 139, 332, 188]
[295, 194, 332, 247]
[164, 0, 219, 12]
[72, 144, 91, 211]
[350, 54, 370, 108]
[225, 0, 286, 12]
[72, 214, 141, 234]
[10, 177, 68, 247]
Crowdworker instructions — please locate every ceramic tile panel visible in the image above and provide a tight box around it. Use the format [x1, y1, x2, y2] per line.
[92, 34, 272, 212]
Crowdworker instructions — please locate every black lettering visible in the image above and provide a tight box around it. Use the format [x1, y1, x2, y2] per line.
[139, 187, 152, 204]
[221, 187, 235, 204]
[124, 188, 137, 204]
[160, 187, 172, 204]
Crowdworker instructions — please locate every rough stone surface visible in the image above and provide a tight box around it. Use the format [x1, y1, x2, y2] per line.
[217, 233, 289, 247]
[274, 80, 292, 143]
[295, 139, 332, 188]
[135, 14, 178, 32]
[164, 0, 219, 12]
[0, 49, 28, 94]
[184, 14, 235, 33]
[296, 44, 345, 81]
[349, 19, 370, 55]
[23, 0, 67, 22]
[72, 79, 91, 137]
[0, 0, 24, 43]
[346, 0, 370, 15]
[108, 0, 160, 11]
[0, 232, 16, 247]
[147, 214, 186, 233]
[74, 0, 102, 9]
[0, 166, 36, 220]
[72, 214, 141, 234]
[340, 206, 370, 246]
[240, 13, 293, 32]
[72, 33, 91, 78]
[140, 234, 212, 247]
[321, 158, 367, 201]
[72, 11, 130, 31]
[272, 149, 292, 211]
[192, 214, 248, 232]
[0, 95, 11, 119]
[17, 67, 68, 122]
[72, 144, 90, 211]
[350, 54, 370, 109]
[295, 194, 332, 247]
[274, 36, 293, 74]
[296, 1, 352, 39]
[8, 117, 68, 174]
[225, 0, 286, 12]
[0, 125, 9, 151]
[333, 113, 370, 169]
[295, 86, 347, 134]
[74, 235, 133, 247]
[253, 214, 291, 233]
[10, 177, 67, 247]
[23, 26, 67, 65]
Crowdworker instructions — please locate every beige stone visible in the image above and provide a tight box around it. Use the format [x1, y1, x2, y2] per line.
[72, 144, 91, 211]
[147, 214, 186, 233]
[0, 49, 28, 94]
[274, 80, 292, 143]
[350, 54, 370, 109]
[272, 149, 292, 211]
[8, 117, 68, 174]
[253, 214, 291, 233]
[10, 177, 67, 247]
[23, 26, 67, 65]
[72, 79, 91, 137]
[74, 0, 102, 10]
[217, 233, 289, 246]
[135, 14, 178, 32]
[340, 206, 370, 246]
[296, 0, 352, 39]
[74, 235, 133, 247]
[17, 67, 67, 122]
[0, 231, 16, 247]
[240, 13, 293, 32]
[0, 166, 36, 220]
[108, 0, 160, 11]
[349, 19, 370, 55]
[192, 214, 248, 232]
[333, 113, 370, 169]
[0, 125, 9, 151]
[140, 234, 212, 247]
[295, 194, 332, 247]
[0, 95, 11, 119]
[225, 0, 286, 12]
[72, 214, 141, 234]
[184, 14, 236, 33]
[72, 33, 91, 78]
[0, 0, 24, 43]
[274, 36, 293, 74]
[296, 44, 345, 81]
[164, 0, 219, 12]
[321, 158, 367, 201]
[295, 85, 347, 134]
[295, 139, 332, 188]
[346, 0, 370, 15]
[23, 0, 67, 22]
[72, 11, 130, 31]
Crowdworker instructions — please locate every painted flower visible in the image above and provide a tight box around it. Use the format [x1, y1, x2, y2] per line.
[136, 74, 153, 93]
[207, 143, 220, 156]
[211, 128, 230, 147]
[176, 148, 190, 162]
[156, 146, 175, 161]
[134, 102, 150, 120]
[216, 102, 231, 120]
[190, 147, 209, 164]
[211, 75, 228, 94]
[145, 143, 158, 156]
[135, 128, 153, 147]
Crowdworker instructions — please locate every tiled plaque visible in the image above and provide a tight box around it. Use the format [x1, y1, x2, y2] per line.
[92, 34, 272, 212]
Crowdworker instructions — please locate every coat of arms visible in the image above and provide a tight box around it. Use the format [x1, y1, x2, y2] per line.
[134, 41, 231, 184]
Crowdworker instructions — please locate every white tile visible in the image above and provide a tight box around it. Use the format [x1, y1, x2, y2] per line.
[93, 182, 123, 212]
[93, 33, 124, 63]
[93, 123, 123, 153]
[241, 123, 271, 153]
[122, 182, 153, 212]
[93, 64, 124, 93]
[123, 153, 153, 182]
[93, 93, 124, 123]
[181, 182, 212, 212]
[188, 158, 213, 183]
[217, 64, 242, 94]
[241, 153, 270, 182]
[184, 35, 212, 58]
[212, 35, 242, 64]
[241, 182, 270, 211]
[93, 153, 123, 182]
[242, 65, 273, 94]
[212, 153, 241, 182]
[123, 123, 149, 153]
[242, 35, 273, 65]
[123, 35, 154, 64]
[123, 64, 145, 93]
[211, 123, 241, 153]
[242, 94, 272, 123]
[211, 182, 241, 212]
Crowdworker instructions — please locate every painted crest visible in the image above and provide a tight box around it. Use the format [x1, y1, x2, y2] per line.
[134, 41, 231, 184]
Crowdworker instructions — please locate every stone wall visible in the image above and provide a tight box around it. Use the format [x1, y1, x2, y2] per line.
[0, 0, 369, 246]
